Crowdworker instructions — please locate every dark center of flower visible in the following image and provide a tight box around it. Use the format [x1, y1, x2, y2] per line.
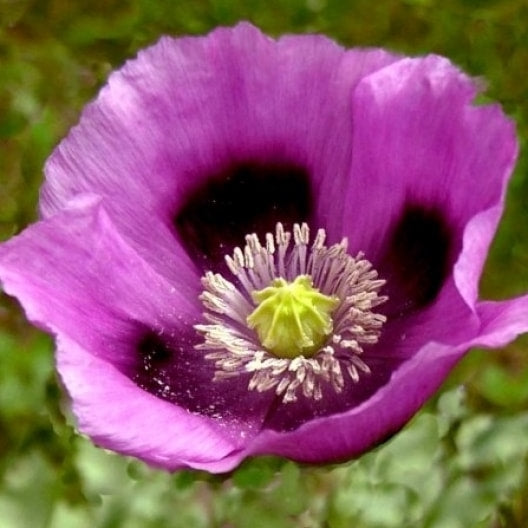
[174, 161, 312, 267]
[195, 222, 388, 403]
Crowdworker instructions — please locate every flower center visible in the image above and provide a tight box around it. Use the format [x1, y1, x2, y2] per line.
[247, 275, 338, 359]
[195, 222, 388, 403]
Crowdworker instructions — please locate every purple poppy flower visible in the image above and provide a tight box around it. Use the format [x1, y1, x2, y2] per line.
[1, 22, 527, 473]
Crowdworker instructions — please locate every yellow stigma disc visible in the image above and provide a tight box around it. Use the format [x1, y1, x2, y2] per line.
[247, 275, 338, 359]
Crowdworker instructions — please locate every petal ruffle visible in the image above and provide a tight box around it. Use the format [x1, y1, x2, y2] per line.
[476, 296, 528, 347]
[41, 23, 399, 265]
[0, 196, 200, 370]
[341, 55, 517, 308]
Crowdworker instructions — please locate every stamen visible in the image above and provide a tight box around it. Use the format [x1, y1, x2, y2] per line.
[195, 223, 387, 403]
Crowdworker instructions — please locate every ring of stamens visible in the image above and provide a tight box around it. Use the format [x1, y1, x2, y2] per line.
[195, 223, 388, 403]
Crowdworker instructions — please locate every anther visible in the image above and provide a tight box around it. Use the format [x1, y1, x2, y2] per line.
[195, 222, 387, 403]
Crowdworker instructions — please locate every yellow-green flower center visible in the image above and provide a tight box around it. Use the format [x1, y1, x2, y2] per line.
[246, 275, 339, 359]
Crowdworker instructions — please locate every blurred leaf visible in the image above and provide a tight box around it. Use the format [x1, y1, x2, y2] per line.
[232, 456, 279, 490]
[477, 363, 528, 407]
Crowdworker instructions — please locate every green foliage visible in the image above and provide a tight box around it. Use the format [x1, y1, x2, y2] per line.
[1, 1, 528, 526]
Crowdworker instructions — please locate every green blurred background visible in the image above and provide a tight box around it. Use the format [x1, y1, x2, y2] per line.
[1, 1, 528, 526]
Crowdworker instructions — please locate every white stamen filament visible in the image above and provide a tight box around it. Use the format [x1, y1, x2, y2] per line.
[195, 223, 388, 403]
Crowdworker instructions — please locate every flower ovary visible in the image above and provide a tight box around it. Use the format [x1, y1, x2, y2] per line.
[247, 275, 338, 359]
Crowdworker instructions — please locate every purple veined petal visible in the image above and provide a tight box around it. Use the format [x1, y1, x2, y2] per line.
[0, 196, 200, 370]
[244, 294, 528, 464]
[303, 53, 518, 442]
[0, 196, 274, 449]
[57, 334, 246, 472]
[339, 54, 517, 312]
[41, 22, 399, 269]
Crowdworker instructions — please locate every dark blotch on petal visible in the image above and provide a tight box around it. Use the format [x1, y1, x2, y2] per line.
[133, 328, 227, 412]
[137, 332, 173, 365]
[134, 331, 175, 398]
[174, 161, 312, 268]
[132, 328, 270, 423]
[386, 205, 452, 308]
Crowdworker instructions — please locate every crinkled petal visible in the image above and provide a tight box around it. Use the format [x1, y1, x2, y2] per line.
[246, 294, 528, 463]
[41, 23, 398, 266]
[476, 295, 528, 347]
[0, 196, 200, 370]
[341, 55, 517, 308]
